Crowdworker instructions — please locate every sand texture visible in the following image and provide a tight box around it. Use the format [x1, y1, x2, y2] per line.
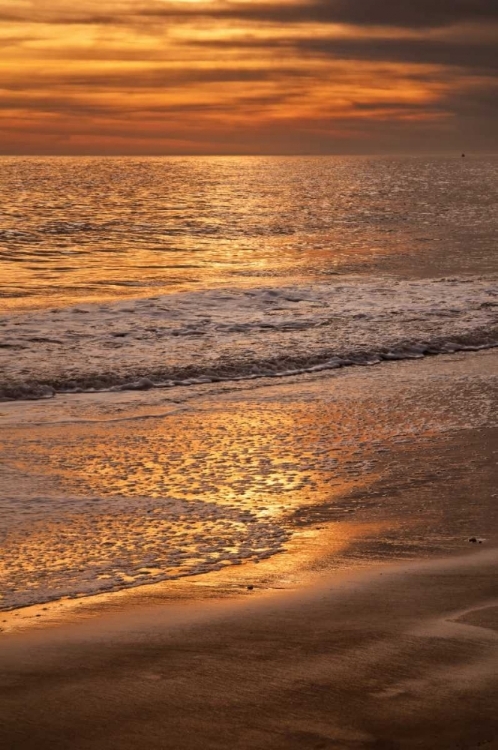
[1, 550, 498, 750]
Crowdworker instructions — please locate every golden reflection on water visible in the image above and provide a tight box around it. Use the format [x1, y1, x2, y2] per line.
[10, 400, 387, 512]
[0, 346, 495, 631]
[0, 380, 449, 617]
[0, 156, 428, 312]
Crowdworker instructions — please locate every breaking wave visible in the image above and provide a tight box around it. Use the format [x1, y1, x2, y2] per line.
[1, 276, 497, 401]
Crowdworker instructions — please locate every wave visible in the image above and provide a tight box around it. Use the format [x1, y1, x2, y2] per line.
[0, 494, 290, 611]
[1, 276, 497, 401]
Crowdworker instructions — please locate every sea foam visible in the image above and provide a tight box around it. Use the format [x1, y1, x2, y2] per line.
[1, 276, 497, 400]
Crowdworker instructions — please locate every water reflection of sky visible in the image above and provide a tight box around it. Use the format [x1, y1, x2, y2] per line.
[1, 156, 497, 310]
[2, 351, 495, 611]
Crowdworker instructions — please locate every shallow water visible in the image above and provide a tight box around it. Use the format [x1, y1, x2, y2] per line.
[1, 351, 497, 611]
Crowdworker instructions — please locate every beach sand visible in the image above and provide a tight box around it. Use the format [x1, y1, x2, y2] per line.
[1, 549, 497, 750]
[1, 351, 497, 750]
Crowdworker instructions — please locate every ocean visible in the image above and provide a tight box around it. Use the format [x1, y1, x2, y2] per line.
[1, 155, 497, 311]
[1, 155, 497, 613]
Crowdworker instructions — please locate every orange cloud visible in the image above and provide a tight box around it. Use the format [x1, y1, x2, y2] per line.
[0, 0, 496, 153]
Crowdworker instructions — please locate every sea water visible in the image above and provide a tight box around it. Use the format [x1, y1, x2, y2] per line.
[1, 156, 497, 611]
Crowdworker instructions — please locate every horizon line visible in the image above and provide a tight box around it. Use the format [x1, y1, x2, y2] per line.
[0, 151, 495, 158]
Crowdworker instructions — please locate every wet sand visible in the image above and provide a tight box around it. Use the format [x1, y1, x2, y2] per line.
[1, 548, 498, 750]
[1, 349, 497, 614]
[1, 351, 497, 749]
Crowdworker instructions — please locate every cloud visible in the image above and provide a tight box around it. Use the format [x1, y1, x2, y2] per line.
[195, 34, 498, 75]
[0, 0, 497, 153]
[141, 0, 498, 30]
[0, 66, 311, 92]
[1, 0, 498, 29]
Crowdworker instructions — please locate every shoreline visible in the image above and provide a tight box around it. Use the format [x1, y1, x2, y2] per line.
[1, 349, 497, 630]
[2, 274, 497, 402]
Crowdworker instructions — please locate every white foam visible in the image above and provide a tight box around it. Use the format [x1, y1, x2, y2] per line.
[0, 275, 497, 399]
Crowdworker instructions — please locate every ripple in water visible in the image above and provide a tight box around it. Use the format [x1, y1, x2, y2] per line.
[0, 495, 289, 611]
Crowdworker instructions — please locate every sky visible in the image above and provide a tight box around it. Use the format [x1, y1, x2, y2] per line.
[1, 0, 497, 155]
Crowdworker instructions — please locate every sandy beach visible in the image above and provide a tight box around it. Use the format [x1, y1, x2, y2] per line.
[1, 548, 497, 750]
[1, 349, 497, 749]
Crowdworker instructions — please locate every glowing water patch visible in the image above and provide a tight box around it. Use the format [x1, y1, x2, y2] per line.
[0, 495, 289, 610]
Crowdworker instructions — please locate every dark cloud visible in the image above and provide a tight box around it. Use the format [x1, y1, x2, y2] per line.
[195, 35, 498, 75]
[0, 10, 118, 25]
[2, 0, 498, 29]
[141, 0, 498, 30]
[0, 89, 293, 119]
[447, 81, 498, 118]
[305, 38, 498, 73]
[0, 67, 309, 92]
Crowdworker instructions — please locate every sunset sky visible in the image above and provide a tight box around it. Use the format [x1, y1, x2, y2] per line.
[1, 0, 497, 155]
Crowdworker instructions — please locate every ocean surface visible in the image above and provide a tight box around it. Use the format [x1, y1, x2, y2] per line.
[0, 156, 497, 613]
[1, 156, 498, 311]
